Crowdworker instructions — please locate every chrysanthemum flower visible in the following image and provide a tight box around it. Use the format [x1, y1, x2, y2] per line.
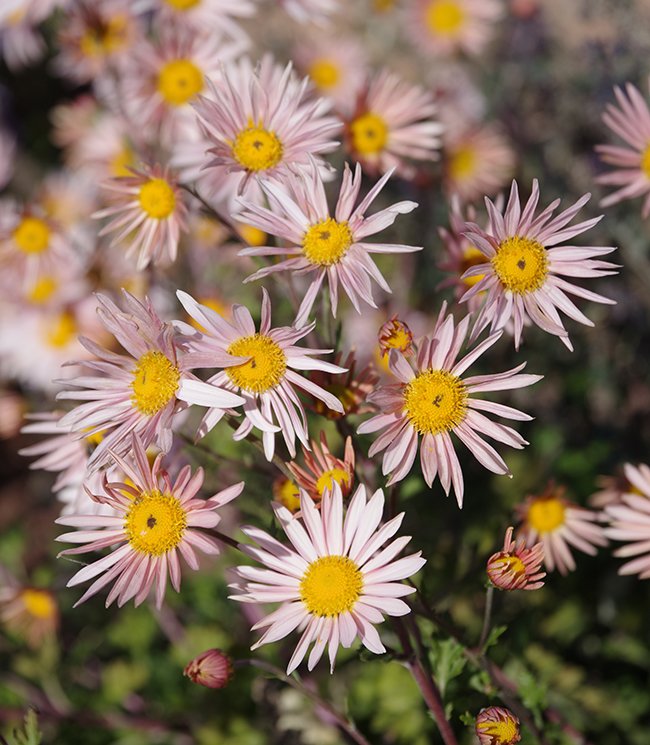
[184, 649, 234, 689]
[57, 291, 244, 470]
[136, 0, 256, 41]
[273, 475, 302, 512]
[345, 70, 443, 177]
[589, 468, 635, 509]
[287, 433, 355, 504]
[378, 316, 414, 360]
[0, 0, 53, 70]
[596, 80, 650, 217]
[93, 164, 189, 270]
[604, 463, 650, 579]
[0, 574, 59, 647]
[486, 526, 545, 591]
[475, 707, 521, 745]
[193, 56, 341, 195]
[358, 309, 541, 506]
[231, 483, 425, 673]
[176, 290, 346, 459]
[403, 0, 503, 58]
[56, 435, 244, 608]
[307, 351, 378, 420]
[461, 180, 618, 351]
[517, 486, 607, 575]
[237, 162, 420, 324]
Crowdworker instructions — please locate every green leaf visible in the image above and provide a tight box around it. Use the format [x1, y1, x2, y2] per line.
[428, 638, 467, 699]
[484, 625, 508, 651]
[5, 710, 42, 745]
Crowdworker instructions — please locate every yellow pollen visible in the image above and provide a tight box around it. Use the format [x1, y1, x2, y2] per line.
[379, 318, 413, 357]
[309, 59, 340, 89]
[491, 235, 549, 294]
[84, 429, 105, 447]
[460, 246, 486, 287]
[21, 589, 56, 619]
[527, 497, 566, 533]
[350, 112, 389, 156]
[79, 14, 129, 58]
[238, 223, 267, 246]
[641, 144, 650, 179]
[274, 477, 301, 512]
[165, 0, 200, 9]
[124, 489, 187, 555]
[448, 144, 477, 181]
[426, 0, 465, 36]
[303, 218, 353, 267]
[403, 369, 467, 435]
[28, 276, 58, 304]
[138, 178, 176, 220]
[492, 554, 526, 578]
[45, 311, 77, 349]
[131, 351, 180, 415]
[300, 555, 363, 617]
[157, 58, 204, 106]
[315, 467, 350, 497]
[13, 217, 51, 254]
[226, 334, 287, 393]
[231, 124, 284, 172]
[476, 716, 520, 744]
[110, 143, 134, 178]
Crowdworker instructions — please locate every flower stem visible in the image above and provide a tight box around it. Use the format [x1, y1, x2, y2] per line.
[478, 584, 495, 652]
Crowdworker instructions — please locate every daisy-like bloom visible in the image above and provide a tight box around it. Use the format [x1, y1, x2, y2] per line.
[345, 70, 443, 177]
[604, 463, 650, 579]
[0, 577, 59, 647]
[184, 649, 234, 689]
[231, 483, 426, 673]
[475, 707, 521, 745]
[378, 316, 414, 360]
[57, 291, 244, 471]
[176, 290, 346, 459]
[237, 162, 421, 325]
[136, 0, 256, 41]
[596, 80, 650, 217]
[93, 164, 189, 270]
[0, 0, 54, 70]
[287, 433, 355, 504]
[56, 435, 244, 608]
[517, 485, 607, 575]
[403, 0, 503, 58]
[358, 308, 541, 507]
[461, 179, 618, 351]
[193, 56, 341, 195]
[444, 125, 515, 203]
[486, 526, 545, 591]
[307, 351, 378, 420]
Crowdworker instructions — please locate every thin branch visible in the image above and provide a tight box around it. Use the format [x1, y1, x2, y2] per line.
[478, 585, 495, 652]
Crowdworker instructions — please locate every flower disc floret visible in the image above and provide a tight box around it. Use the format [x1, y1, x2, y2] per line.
[157, 59, 204, 106]
[165, 0, 200, 9]
[138, 178, 177, 220]
[527, 496, 566, 533]
[13, 217, 51, 254]
[350, 112, 389, 156]
[125, 489, 188, 556]
[21, 589, 57, 619]
[426, 0, 465, 35]
[403, 369, 468, 435]
[491, 236, 548, 294]
[232, 125, 284, 172]
[131, 351, 181, 415]
[315, 467, 350, 496]
[303, 218, 353, 266]
[477, 716, 520, 745]
[226, 334, 287, 393]
[299, 555, 363, 617]
[309, 59, 340, 88]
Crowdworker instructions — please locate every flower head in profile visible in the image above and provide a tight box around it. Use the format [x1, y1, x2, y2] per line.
[345, 70, 443, 177]
[231, 483, 425, 673]
[288, 433, 355, 505]
[486, 526, 545, 591]
[589, 467, 635, 509]
[517, 485, 607, 575]
[596, 80, 650, 217]
[176, 290, 346, 460]
[604, 463, 650, 579]
[57, 291, 244, 471]
[358, 308, 541, 507]
[56, 434, 244, 609]
[184, 649, 234, 689]
[475, 707, 521, 745]
[94, 164, 189, 270]
[461, 180, 618, 350]
[237, 163, 420, 325]
[378, 316, 414, 360]
[193, 56, 341, 194]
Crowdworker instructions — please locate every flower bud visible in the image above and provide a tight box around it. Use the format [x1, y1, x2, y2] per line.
[378, 316, 413, 358]
[183, 649, 233, 689]
[486, 526, 545, 591]
[475, 706, 521, 745]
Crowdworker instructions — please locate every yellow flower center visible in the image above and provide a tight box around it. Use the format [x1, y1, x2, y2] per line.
[309, 59, 340, 89]
[302, 218, 353, 267]
[138, 178, 176, 220]
[476, 715, 520, 744]
[157, 59, 204, 107]
[79, 14, 129, 58]
[124, 489, 187, 555]
[45, 311, 77, 349]
[111, 143, 134, 178]
[84, 429, 105, 447]
[426, 0, 465, 36]
[238, 223, 268, 246]
[527, 497, 566, 533]
[226, 334, 287, 393]
[231, 125, 284, 172]
[379, 318, 413, 357]
[315, 467, 350, 496]
[274, 476, 302, 512]
[13, 217, 50, 254]
[491, 236, 549, 294]
[403, 369, 467, 435]
[460, 246, 486, 287]
[21, 589, 56, 619]
[131, 351, 180, 415]
[28, 276, 58, 304]
[165, 0, 200, 9]
[350, 112, 389, 156]
[492, 554, 526, 578]
[300, 555, 363, 617]
[448, 144, 476, 181]
[641, 144, 650, 179]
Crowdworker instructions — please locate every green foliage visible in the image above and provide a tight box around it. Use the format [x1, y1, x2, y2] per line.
[3, 710, 41, 745]
[428, 637, 467, 699]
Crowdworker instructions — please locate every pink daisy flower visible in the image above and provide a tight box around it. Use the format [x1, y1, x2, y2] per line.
[93, 164, 189, 270]
[475, 707, 521, 745]
[175, 289, 346, 459]
[231, 483, 425, 673]
[56, 434, 244, 609]
[345, 69, 443, 177]
[461, 179, 618, 351]
[604, 463, 650, 579]
[517, 486, 607, 575]
[287, 432, 355, 505]
[135, 0, 256, 41]
[236, 162, 421, 325]
[358, 308, 541, 507]
[0, 0, 55, 70]
[486, 526, 545, 591]
[596, 80, 650, 217]
[192, 56, 341, 195]
[57, 291, 244, 470]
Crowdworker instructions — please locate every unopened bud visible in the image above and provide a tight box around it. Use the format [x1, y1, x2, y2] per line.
[475, 706, 521, 745]
[183, 649, 233, 689]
